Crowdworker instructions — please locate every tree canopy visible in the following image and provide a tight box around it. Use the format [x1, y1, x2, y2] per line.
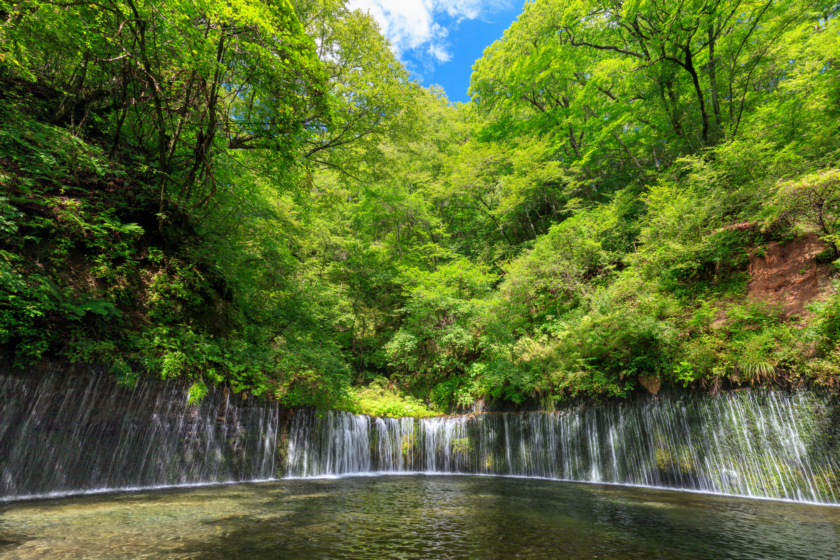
[1, 0, 839, 413]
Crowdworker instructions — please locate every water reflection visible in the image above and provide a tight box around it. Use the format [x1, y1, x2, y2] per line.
[1, 476, 839, 559]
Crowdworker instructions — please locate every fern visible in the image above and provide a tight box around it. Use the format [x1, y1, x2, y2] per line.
[738, 359, 775, 380]
[187, 381, 208, 405]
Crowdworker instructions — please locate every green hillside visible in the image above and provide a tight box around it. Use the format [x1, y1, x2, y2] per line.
[1, 0, 839, 414]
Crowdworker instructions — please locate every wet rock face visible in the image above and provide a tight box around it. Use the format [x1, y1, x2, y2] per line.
[0, 362, 280, 500]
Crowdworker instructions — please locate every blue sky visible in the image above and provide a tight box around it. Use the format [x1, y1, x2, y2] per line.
[348, 0, 526, 103]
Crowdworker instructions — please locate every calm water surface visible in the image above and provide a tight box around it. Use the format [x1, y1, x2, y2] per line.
[1, 476, 839, 559]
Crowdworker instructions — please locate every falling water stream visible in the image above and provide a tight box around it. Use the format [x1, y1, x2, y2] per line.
[1, 365, 838, 504]
[0, 367, 279, 500]
[2, 368, 840, 558]
[287, 391, 840, 504]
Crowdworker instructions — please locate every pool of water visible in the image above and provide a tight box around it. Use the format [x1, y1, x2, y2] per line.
[1, 476, 839, 559]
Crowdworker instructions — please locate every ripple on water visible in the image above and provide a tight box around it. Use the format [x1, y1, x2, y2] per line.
[0, 476, 839, 560]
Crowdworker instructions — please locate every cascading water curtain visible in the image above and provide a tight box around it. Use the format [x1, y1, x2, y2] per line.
[286, 410, 372, 476]
[286, 390, 840, 503]
[0, 367, 280, 500]
[375, 416, 419, 472]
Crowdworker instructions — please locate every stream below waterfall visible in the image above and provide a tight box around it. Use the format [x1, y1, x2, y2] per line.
[2, 476, 840, 559]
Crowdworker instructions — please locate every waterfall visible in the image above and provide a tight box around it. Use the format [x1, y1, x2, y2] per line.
[286, 409, 371, 476]
[286, 390, 840, 504]
[376, 416, 417, 472]
[2, 362, 838, 505]
[0, 366, 279, 500]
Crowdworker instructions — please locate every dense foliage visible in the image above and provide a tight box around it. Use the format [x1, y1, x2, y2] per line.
[1, 0, 839, 414]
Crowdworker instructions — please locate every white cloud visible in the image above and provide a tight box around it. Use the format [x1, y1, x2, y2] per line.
[427, 42, 452, 63]
[347, 0, 511, 69]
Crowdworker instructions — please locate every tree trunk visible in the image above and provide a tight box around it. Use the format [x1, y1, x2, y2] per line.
[683, 47, 710, 146]
[50, 53, 89, 125]
[707, 24, 725, 141]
